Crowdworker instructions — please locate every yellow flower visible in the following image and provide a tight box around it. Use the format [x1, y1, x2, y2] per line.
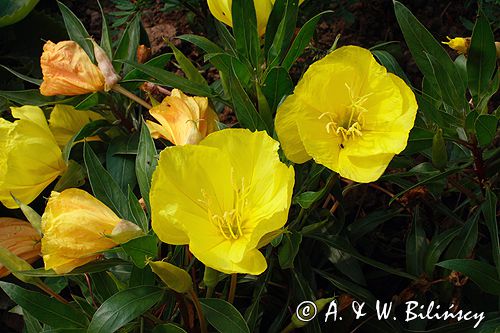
[40, 40, 105, 96]
[147, 89, 218, 146]
[41, 188, 141, 274]
[0, 106, 67, 208]
[0, 218, 41, 278]
[207, 0, 303, 36]
[150, 129, 294, 275]
[275, 46, 417, 183]
[48, 104, 104, 147]
[442, 36, 470, 55]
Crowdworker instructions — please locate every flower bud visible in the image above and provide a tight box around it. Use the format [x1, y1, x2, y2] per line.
[92, 40, 121, 91]
[432, 128, 448, 170]
[149, 261, 193, 293]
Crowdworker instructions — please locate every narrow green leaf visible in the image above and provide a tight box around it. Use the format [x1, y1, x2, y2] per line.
[97, 0, 112, 58]
[152, 324, 188, 333]
[127, 187, 148, 231]
[23, 310, 43, 333]
[136, 120, 158, 214]
[372, 50, 411, 85]
[121, 235, 157, 268]
[83, 143, 131, 220]
[62, 119, 111, 162]
[53, 160, 86, 192]
[262, 66, 293, 112]
[10, 194, 41, 235]
[87, 286, 164, 333]
[475, 114, 498, 146]
[281, 11, 332, 70]
[467, 10, 497, 100]
[57, 1, 94, 61]
[0, 0, 39, 28]
[446, 211, 479, 259]
[406, 207, 427, 276]
[215, 21, 237, 55]
[278, 232, 302, 269]
[169, 42, 207, 85]
[113, 13, 141, 73]
[423, 227, 460, 276]
[0, 89, 55, 106]
[0, 64, 42, 85]
[267, 0, 299, 67]
[129, 265, 155, 287]
[482, 189, 499, 277]
[106, 135, 138, 193]
[121, 53, 172, 90]
[437, 259, 500, 295]
[120, 60, 214, 97]
[232, 0, 260, 69]
[0, 281, 88, 328]
[199, 298, 250, 333]
[18, 259, 130, 277]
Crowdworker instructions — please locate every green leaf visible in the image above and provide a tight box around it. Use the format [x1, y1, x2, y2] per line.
[281, 11, 332, 71]
[405, 208, 427, 276]
[372, 50, 411, 85]
[278, 232, 302, 269]
[199, 298, 250, 333]
[178, 34, 224, 54]
[121, 53, 172, 90]
[0, 89, 55, 106]
[348, 209, 405, 242]
[18, 259, 130, 277]
[169, 42, 208, 85]
[445, 211, 479, 259]
[136, 120, 158, 214]
[10, 194, 41, 235]
[308, 234, 417, 280]
[0, 247, 40, 284]
[62, 119, 111, 162]
[97, 0, 112, 58]
[475, 114, 498, 146]
[232, 0, 260, 69]
[83, 143, 131, 220]
[121, 60, 214, 97]
[482, 189, 499, 277]
[0, 64, 42, 85]
[57, 1, 94, 61]
[423, 227, 460, 276]
[267, 0, 299, 67]
[54, 160, 86, 192]
[23, 310, 43, 333]
[121, 235, 157, 268]
[467, 10, 497, 100]
[127, 187, 149, 231]
[87, 286, 164, 333]
[227, 59, 269, 132]
[393, 1, 463, 99]
[113, 13, 141, 73]
[90, 271, 118, 303]
[0, 0, 39, 27]
[152, 324, 188, 333]
[106, 135, 138, 193]
[129, 265, 155, 287]
[262, 66, 293, 113]
[0, 281, 88, 328]
[437, 259, 500, 295]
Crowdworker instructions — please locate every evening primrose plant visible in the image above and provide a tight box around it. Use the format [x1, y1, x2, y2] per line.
[0, 0, 498, 332]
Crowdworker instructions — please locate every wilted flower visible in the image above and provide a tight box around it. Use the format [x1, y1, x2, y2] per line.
[275, 46, 417, 183]
[442, 36, 470, 55]
[207, 0, 303, 36]
[147, 89, 218, 145]
[0, 106, 67, 208]
[40, 40, 119, 96]
[41, 188, 142, 274]
[150, 129, 294, 275]
[0, 218, 41, 278]
[48, 104, 104, 147]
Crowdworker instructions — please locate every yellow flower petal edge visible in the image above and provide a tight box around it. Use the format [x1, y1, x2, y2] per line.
[41, 188, 121, 274]
[48, 104, 104, 147]
[150, 128, 295, 275]
[442, 36, 470, 55]
[275, 45, 418, 183]
[0, 106, 67, 208]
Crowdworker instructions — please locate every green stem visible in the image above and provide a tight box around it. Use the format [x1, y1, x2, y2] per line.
[228, 273, 237, 304]
[189, 289, 208, 333]
[112, 84, 152, 109]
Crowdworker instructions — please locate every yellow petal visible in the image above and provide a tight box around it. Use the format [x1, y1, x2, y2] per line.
[0, 106, 66, 208]
[49, 104, 104, 147]
[41, 189, 121, 274]
[40, 40, 105, 96]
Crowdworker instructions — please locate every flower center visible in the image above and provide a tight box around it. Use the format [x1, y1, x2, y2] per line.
[200, 174, 248, 240]
[318, 83, 372, 142]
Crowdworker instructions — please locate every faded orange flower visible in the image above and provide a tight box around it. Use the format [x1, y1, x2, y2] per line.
[0, 218, 41, 278]
[147, 89, 218, 145]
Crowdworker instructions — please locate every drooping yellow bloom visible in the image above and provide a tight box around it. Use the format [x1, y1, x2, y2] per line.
[0, 106, 67, 208]
[150, 129, 294, 275]
[0, 218, 41, 278]
[41, 188, 141, 274]
[40, 40, 105, 96]
[48, 104, 104, 147]
[147, 89, 218, 146]
[207, 0, 303, 36]
[442, 36, 470, 55]
[275, 46, 417, 183]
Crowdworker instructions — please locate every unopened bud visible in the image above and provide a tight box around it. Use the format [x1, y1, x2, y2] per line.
[92, 40, 120, 91]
